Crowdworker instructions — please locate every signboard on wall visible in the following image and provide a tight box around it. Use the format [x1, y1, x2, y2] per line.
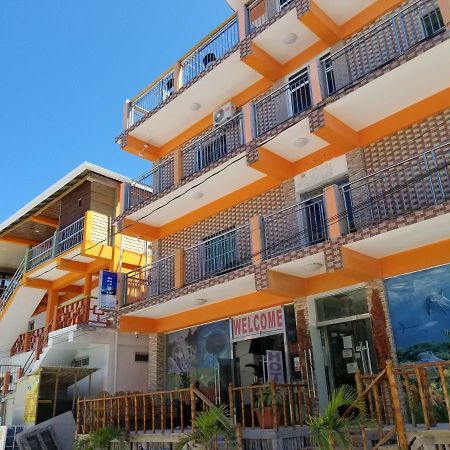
[267, 350, 285, 383]
[99, 271, 118, 310]
[232, 307, 284, 340]
[23, 374, 40, 425]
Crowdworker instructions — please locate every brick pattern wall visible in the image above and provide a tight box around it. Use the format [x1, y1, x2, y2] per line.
[148, 333, 166, 391]
[357, 109, 450, 175]
[156, 180, 296, 259]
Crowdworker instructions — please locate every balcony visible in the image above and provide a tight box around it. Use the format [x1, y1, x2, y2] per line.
[10, 327, 44, 356]
[125, 113, 244, 211]
[121, 142, 450, 314]
[28, 216, 85, 271]
[321, 0, 445, 98]
[254, 68, 312, 136]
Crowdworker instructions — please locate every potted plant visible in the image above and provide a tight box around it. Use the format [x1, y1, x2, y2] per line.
[74, 427, 128, 450]
[254, 386, 282, 429]
[307, 385, 368, 450]
[176, 404, 236, 450]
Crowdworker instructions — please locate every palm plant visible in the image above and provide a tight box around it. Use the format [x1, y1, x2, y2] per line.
[74, 427, 127, 450]
[176, 404, 236, 450]
[307, 385, 368, 450]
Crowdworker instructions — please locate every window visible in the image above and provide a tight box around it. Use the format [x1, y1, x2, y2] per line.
[202, 228, 239, 277]
[422, 8, 444, 37]
[195, 134, 227, 171]
[135, 352, 149, 362]
[320, 53, 336, 96]
[21, 427, 58, 450]
[27, 321, 35, 332]
[71, 356, 89, 368]
[288, 68, 312, 117]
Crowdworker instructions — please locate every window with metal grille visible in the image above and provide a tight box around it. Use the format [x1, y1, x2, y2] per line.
[195, 133, 227, 171]
[422, 8, 444, 37]
[202, 228, 238, 277]
[71, 356, 89, 368]
[320, 53, 336, 96]
[23, 428, 58, 450]
[135, 352, 149, 362]
[288, 68, 311, 117]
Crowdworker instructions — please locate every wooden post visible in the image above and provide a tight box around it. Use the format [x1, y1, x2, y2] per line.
[190, 384, 196, 428]
[76, 398, 81, 435]
[270, 380, 278, 430]
[52, 368, 60, 418]
[386, 360, 407, 450]
[228, 383, 235, 425]
[2, 371, 11, 394]
[235, 425, 243, 450]
[355, 369, 363, 398]
[124, 396, 130, 433]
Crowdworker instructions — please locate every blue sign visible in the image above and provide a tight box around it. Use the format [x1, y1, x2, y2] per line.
[99, 270, 118, 310]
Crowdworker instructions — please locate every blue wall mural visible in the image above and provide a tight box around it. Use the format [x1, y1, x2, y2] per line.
[385, 264, 450, 363]
[166, 320, 231, 389]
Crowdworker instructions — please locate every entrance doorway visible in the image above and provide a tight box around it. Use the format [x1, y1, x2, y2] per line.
[314, 288, 378, 394]
[320, 318, 377, 392]
[233, 334, 287, 387]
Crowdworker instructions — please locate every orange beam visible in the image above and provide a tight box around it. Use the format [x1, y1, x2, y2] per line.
[30, 216, 59, 228]
[341, 247, 381, 281]
[57, 258, 89, 273]
[241, 43, 284, 82]
[265, 270, 307, 298]
[122, 219, 160, 241]
[313, 110, 360, 149]
[123, 136, 161, 162]
[299, 1, 341, 46]
[248, 147, 295, 180]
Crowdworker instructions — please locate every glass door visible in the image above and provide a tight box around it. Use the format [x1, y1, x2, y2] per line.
[320, 318, 377, 391]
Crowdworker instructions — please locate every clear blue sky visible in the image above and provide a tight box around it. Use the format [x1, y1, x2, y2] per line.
[0, 0, 232, 221]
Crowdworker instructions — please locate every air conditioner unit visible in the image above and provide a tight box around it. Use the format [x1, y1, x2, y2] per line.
[213, 102, 236, 127]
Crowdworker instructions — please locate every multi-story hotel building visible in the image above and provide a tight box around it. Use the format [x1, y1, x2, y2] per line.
[2, 0, 450, 447]
[0, 164, 151, 432]
[85, 0, 450, 445]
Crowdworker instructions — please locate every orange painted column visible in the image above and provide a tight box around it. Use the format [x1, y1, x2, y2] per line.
[249, 215, 265, 265]
[236, 5, 248, 41]
[241, 103, 254, 144]
[174, 248, 185, 289]
[309, 59, 323, 105]
[2, 371, 11, 394]
[438, 0, 450, 23]
[174, 149, 183, 184]
[46, 289, 59, 331]
[323, 184, 348, 239]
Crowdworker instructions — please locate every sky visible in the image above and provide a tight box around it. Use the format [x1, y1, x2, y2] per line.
[0, 0, 232, 222]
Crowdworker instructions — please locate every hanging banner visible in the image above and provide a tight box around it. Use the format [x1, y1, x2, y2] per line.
[267, 350, 285, 383]
[23, 374, 40, 425]
[232, 307, 284, 340]
[99, 270, 118, 310]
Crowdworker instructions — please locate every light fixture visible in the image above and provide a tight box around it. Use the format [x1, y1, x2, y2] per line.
[190, 191, 204, 200]
[283, 33, 298, 44]
[293, 137, 309, 147]
[190, 102, 201, 111]
[304, 262, 323, 272]
[193, 298, 208, 306]
[34, 229, 40, 234]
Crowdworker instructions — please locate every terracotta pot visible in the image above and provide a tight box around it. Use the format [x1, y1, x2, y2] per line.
[255, 407, 282, 428]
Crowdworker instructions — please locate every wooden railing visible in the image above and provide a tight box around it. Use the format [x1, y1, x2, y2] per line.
[56, 297, 110, 330]
[354, 360, 450, 450]
[77, 381, 310, 435]
[10, 327, 44, 356]
[229, 381, 311, 430]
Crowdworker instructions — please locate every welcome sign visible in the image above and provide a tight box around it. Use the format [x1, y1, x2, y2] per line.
[232, 307, 284, 340]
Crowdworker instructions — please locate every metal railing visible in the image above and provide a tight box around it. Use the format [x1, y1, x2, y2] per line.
[181, 18, 239, 85]
[124, 255, 175, 306]
[182, 113, 243, 179]
[321, 0, 444, 96]
[0, 258, 25, 315]
[254, 68, 312, 136]
[58, 216, 85, 254]
[340, 143, 450, 231]
[128, 72, 175, 127]
[28, 217, 85, 271]
[28, 235, 55, 270]
[263, 195, 328, 260]
[247, 0, 295, 32]
[126, 157, 174, 209]
[184, 225, 252, 285]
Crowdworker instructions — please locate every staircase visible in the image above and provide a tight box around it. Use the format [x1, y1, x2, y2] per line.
[355, 360, 450, 450]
